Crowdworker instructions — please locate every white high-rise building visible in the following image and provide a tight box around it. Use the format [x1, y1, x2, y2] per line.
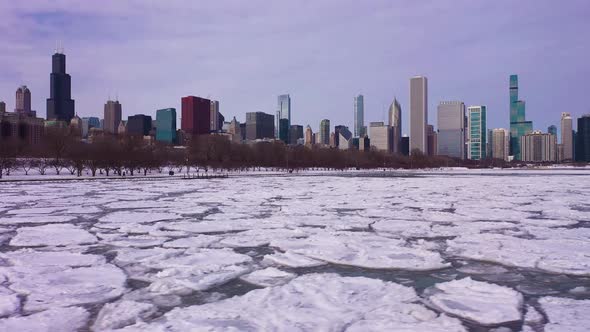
[369, 122, 392, 152]
[437, 101, 465, 159]
[491, 128, 510, 161]
[561, 112, 573, 161]
[410, 76, 427, 154]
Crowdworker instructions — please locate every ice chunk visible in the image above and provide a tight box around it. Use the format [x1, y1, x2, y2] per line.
[10, 224, 97, 247]
[240, 267, 296, 287]
[0, 306, 89, 332]
[1, 249, 105, 267]
[103, 235, 168, 248]
[272, 232, 449, 270]
[0, 287, 20, 318]
[0, 215, 76, 225]
[425, 278, 523, 325]
[162, 235, 221, 249]
[539, 296, 590, 332]
[262, 251, 327, 268]
[99, 211, 181, 224]
[119, 273, 433, 331]
[6, 264, 127, 312]
[93, 300, 157, 330]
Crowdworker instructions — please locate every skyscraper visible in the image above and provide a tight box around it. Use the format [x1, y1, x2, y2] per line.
[0, 101, 6, 114]
[289, 125, 303, 145]
[127, 114, 152, 136]
[521, 131, 557, 162]
[410, 76, 428, 154]
[46, 51, 75, 123]
[547, 125, 557, 136]
[246, 112, 274, 140]
[561, 112, 573, 161]
[156, 108, 177, 144]
[468, 105, 487, 160]
[305, 125, 313, 146]
[388, 98, 402, 154]
[491, 128, 509, 161]
[181, 96, 211, 136]
[277, 94, 291, 140]
[338, 126, 353, 150]
[278, 118, 290, 143]
[354, 95, 364, 137]
[427, 124, 437, 157]
[103, 100, 122, 134]
[369, 122, 392, 152]
[576, 115, 590, 162]
[210, 100, 221, 131]
[15, 85, 33, 116]
[228, 117, 242, 143]
[319, 119, 330, 145]
[509, 75, 533, 160]
[437, 101, 465, 159]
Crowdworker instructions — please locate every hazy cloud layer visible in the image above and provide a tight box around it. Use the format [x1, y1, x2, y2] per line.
[0, 0, 588, 133]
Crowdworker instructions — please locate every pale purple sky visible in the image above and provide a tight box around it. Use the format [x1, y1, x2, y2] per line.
[0, 0, 589, 134]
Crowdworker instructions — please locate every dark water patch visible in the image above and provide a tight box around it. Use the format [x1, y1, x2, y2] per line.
[201, 278, 263, 302]
[233, 245, 275, 261]
[127, 278, 151, 290]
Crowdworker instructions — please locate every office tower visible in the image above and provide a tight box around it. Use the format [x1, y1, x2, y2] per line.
[15, 85, 34, 116]
[0, 101, 6, 114]
[369, 122, 393, 152]
[0, 106, 44, 145]
[401, 136, 410, 156]
[103, 100, 122, 134]
[118, 121, 127, 135]
[354, 95, 364, 137]
[509, 75, 533, 160]
[338, 126, 353, 150]
[334, 125, 347, 148]
[246, 112, 274, 140]
[289, 125, 303, 145]
[467, 106, 487, 160]
[279, 118, 290, 143]
[388, 98, 402, 153]
[276, 94, 291, 139]
[46, 51, 75, 122]
[228, 117, 242, 143]
[491, 128, 510, 161]
[427, 125, 437, 156]
[560, 112, 573, 161]
[576, 115, 590, 162]
[181, 96, 211, 136]
[410, 76, 428, 154]
[548, 125, 557, 136]
[69, 115, 82, 136]
[127, 115, 152, 136]
[305, 125, 313, 146]
[329, 132, 335, 147]
[521, 131, 557, 162]
[319, 119, 330, 145]
[156, 108, 177, 143]
[437, 101, 465, 159]
[359, 136, 370, 151]
[210, 100, 221, 131]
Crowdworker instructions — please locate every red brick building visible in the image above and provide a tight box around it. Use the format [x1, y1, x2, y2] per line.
[181, 96, 211, 136]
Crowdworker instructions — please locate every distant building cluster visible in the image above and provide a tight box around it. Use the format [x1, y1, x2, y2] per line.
[1, 50, 590, 163]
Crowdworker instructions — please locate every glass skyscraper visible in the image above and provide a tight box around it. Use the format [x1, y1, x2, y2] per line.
[468, 105, 487, 160]
[354, 95, 364, 138]
[156, 108, 177, 144]
[276, 94, 291, 140]
[509, 75, 533, 160]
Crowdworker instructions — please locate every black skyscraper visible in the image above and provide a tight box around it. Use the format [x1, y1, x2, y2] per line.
[46, 52, 75, 123]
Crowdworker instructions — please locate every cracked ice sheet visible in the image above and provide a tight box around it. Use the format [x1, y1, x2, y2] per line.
[9, 224, 97, 247]
[271, 232, 449, 270]
[120, 273, 465, 331]
[425, 277, 523, 326]
[447, 233, 590, 276]
[539, 297, 590, 332]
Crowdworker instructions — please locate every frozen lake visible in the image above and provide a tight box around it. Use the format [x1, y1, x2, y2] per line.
[0, 169, 589, 331]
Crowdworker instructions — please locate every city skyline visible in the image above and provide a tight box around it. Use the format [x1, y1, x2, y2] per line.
[0, 1, 589, 135]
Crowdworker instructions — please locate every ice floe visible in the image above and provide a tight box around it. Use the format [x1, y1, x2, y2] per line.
[424, 277, 523, 326]
[9, 224, 97, 247]
[539, 296, 590, 332]
[0, 306, 89, 332]
[240, 267, 296, 287]
[93, 300, 157, 330]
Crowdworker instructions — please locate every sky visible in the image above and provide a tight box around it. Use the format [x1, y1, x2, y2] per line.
[0, 0, 589, 135]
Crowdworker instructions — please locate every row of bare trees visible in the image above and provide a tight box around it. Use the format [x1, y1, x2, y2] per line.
[1, 129, 513, 179]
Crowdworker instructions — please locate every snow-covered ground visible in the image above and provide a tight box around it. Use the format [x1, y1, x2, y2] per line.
[0, 169, 589, 331]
